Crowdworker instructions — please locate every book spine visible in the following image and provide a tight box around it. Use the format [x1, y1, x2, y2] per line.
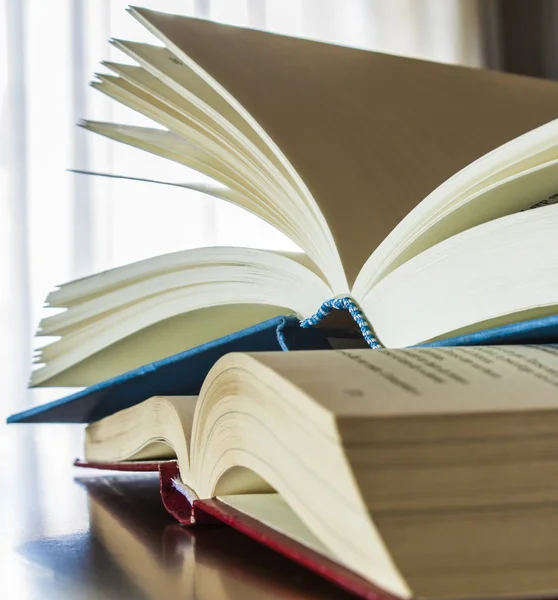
[74, 458, 199, 524]
[159, 461, 198, 525]
[299, 297, 382, 349]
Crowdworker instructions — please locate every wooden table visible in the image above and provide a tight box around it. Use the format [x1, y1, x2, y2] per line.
[0, 423, 355, 599]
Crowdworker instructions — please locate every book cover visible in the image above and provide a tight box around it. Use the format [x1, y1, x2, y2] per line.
[8, 314, 360, 424]
[75, 458, 395, 600]
[9, 311, 558, 424]
[75, 470, 371, 600]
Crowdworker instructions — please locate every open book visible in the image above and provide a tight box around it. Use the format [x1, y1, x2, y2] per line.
[79, 344, 558, 600]
[33, 7, 558, 388]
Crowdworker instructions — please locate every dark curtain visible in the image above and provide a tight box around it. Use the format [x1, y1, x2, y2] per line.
[481, 0, 558, 79]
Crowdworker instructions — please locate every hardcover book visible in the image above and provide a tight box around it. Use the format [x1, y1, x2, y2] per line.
[74, 344, 558, 600]
[31, 7, 558, 391]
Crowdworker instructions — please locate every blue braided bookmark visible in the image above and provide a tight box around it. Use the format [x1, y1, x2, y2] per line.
[299, 297, 382, 349]
[276, 316, 295, 351]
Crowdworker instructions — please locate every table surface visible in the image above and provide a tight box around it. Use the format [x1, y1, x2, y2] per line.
[0, 422, 356, 600]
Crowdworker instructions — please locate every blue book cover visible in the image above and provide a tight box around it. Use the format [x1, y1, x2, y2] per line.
[8, 308, 558, 425]
[7, 315, 337, 424]
[421, 314, 558, 347]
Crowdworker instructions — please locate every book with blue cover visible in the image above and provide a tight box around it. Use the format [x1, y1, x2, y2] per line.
[15, 9, 558, 421]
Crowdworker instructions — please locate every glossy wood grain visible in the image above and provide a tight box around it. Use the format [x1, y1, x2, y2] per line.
[0, 423, 356, 599]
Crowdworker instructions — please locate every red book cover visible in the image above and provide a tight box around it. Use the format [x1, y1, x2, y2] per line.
[74, 458, 397, 600]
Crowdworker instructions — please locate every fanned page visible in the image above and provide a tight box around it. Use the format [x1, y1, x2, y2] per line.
[28, 8, 558, 389]
[31, 247, 330, 386]
[123, 8, 558, 288]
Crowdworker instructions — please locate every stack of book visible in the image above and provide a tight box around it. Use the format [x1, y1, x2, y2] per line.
[8, 8, 558, 599]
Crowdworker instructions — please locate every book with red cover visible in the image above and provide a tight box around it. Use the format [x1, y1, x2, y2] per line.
[75, 458, 395, 600]
[69, 344, 558, 600]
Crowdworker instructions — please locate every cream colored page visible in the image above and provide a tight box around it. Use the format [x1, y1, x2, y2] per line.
[84, 395, 196, 464]
[359, 154, 558, 290]
[249, 345, 558, 422]
[47, 246, 312, 306]
[91, 73, 283, 217]
[133, 8, 558, 285]
[34, 304, 286, 387]
[359, 204, 558, 349]
[80, 120, 321, 274]
[218, 494, 333, 558]
[89, 75, 313, 266]
[80, 121, 262, 212]
[109, 39, 275, 162]
[414, 156, 558, 250]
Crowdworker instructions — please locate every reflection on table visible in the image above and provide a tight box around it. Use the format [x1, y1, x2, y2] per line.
[0, 424, 355, 599]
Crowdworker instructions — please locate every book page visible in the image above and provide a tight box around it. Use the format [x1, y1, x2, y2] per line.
[217, 493, 333, 559]
[133, 9, 558, 286]
[358, 203, 558, 349]
[85, 395, 197, 472]
[34, 303, 288, 387]
[368, 154, 558, 282]
[251, 345, 558, 421]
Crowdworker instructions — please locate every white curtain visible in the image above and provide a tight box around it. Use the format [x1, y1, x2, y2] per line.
[0, 0, 485, 414]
